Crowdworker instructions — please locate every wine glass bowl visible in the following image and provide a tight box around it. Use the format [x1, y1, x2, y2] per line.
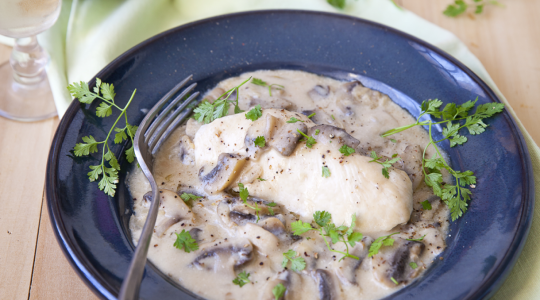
[0, 0, 62, 122]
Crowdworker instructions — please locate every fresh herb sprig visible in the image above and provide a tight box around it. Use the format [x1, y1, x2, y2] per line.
[297, 129, 317, 148]
[238, 183, 262, 222]
[282, 250, 306, 272]
[444, 0, 503, 17]
[180, 193, 202, 206]
[272, 283, 286, 300]
[339, 144, 355, 156]
[193, 77, 251, 124]
[68, 79, 138, 197]
[251, 78, 284, 96]
[369, 152, 401, 179]
[291, 212, 363, 261]
[174, 229, 199, 253]
[382, 98, 505, 220]
[232, 271, 251, 287]
[368, 232, 399, 257]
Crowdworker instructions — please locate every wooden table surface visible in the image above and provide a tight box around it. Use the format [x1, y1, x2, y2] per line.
[0, 1, 538, 299]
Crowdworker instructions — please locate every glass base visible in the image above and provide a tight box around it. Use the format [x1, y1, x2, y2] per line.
[0, 62, 57, 122]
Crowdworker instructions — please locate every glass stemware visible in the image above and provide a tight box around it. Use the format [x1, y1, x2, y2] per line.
[0, 0, 62, 122]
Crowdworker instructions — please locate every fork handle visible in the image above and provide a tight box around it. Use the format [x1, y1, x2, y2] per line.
[118, 180, 160, 300]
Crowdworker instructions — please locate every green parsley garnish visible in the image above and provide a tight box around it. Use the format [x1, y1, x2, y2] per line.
[421, 200, 432, 210]
[232, 271, 250, 287]
[369, 152, 401, 179]
[322, 166, 331, 178]
[297, 129, 317, 148]
[406, 235, 426, 242]
[390, 138, 397, 143]
[409, 262, 418, 269]
[281, 250, 306, 272]
[382, 98, 504, 220]
[193, 77, 251, 124]
[251, 78, 284, 96]
[174, 229, 199, 253]
[69, 78, 138, 197]
[272, 283, 286, 300]
[257, 177, 266, 181]
[391, 277, 399, 285]
[238, 183, 261, 222]
[291, 212, 362, 261]
[368, 232, 399, 257]
[286, 117, 304, 123]
[307, 112, 316, 118]
[180, 193, 202, 205]
[267, 201, 277, 215]
[443, 0, 502, 17]
[331, 114, 335, 120]
[246, 104, 263, 121]
[315, 129, 320, 135]
[254, 136, 266, 147]
[327, 0, 346, 9]
[339, 144, 355, 156]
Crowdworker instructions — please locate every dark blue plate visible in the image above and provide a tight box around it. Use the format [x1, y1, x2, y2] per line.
[46, 10, 534, 300]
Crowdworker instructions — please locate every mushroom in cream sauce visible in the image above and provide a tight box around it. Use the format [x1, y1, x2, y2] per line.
[127, 70, 449, 300]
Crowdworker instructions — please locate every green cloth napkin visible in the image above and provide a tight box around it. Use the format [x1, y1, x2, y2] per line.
[2, 0, 539, 298]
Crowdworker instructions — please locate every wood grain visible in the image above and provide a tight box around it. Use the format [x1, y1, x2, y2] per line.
[399, 0, 540, 144]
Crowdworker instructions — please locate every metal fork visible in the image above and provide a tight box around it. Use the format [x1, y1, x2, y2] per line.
[118, 75, 200, 300]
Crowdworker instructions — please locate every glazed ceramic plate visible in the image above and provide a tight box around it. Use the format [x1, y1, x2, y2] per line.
[46, 10, 534, 300]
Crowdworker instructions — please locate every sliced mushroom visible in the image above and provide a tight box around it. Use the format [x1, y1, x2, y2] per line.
[191, 240, 253, 274]
[373, 238, 425, 287]
[398, 145, 424, 190]
[189, 228, 202, 242]
[250, 97, 294, 110]
[243, 222, 280, 255]
[308, 85, 330, 102]
[245, 114, 278, 157]
[308, 125, 360, 151]
[313, 269, 338, 300]
[261, 217, 287, 237]
[143, 189, 194, 236]
[260, 270, 305, 300]
[198, 153, 247, 193]
[301, 109, 344, 127]
[332, 236, 373, 285]
[268, 121, 307, 156]
[217, 197, 282, 228]
[177, 135, 196, 165]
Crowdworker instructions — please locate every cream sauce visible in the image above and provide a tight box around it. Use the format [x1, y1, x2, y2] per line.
[127, 70, 449, 300]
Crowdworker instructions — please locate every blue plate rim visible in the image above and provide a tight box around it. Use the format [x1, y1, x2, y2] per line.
[45, 9, 534, 300]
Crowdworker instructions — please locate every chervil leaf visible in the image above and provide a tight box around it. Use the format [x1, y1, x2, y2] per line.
[98, 167, 118, 196]
[87, 165, 102, 182]
[407, 235, 426, 242]
[347, 232, 363, 247]
[174, 229, 199, 253]
[297, 129, 316, 148]
[246, 104, 262, 121]
[444, 0, 467, 17]
[327, 0, 346, 9]
[114, 128, 127, 144]
[125, 146, 136, 163]
[272, 283, 286, 300]
[74, 136, 100, 156]
[254, 136, 266, 147]
[100, 82, 116, 101]
[104, 150, 120, 170]
[67, 81, 97, 104]
[212, 99, 230, 121]
[345, 214, 356, 237]
[314, 211, 331, 227]
[322, 166, 331, 178]
[193, 100, 215, 124]
[180, 193, 202, 204]
[238, 183, 249, 202]
[410, 262, 418, 269]
[369, 233, 399, 257]
[291, 220, 313, 235]
[287, 117, 304, 123]
[232, 271, 250, 287]
[449, 134, 467, 147]
[282, 250, 306, 272]
[466, 119, 487, 135]
[442, 122, 460, 138]
[339, 144, 355, 156]
[421, 200, 432, 210]
[252, 78, 267, 86]
[96, 102, 113, 118]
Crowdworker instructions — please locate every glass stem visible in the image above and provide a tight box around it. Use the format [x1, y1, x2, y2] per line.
[9, 36, 48, 86]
